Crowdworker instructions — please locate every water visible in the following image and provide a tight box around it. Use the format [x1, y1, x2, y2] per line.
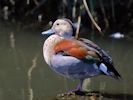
[0, 21, 133, 100]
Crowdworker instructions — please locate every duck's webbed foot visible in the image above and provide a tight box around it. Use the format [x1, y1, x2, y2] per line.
[68, 79, 100, 96]
[56, 79, 101, 99]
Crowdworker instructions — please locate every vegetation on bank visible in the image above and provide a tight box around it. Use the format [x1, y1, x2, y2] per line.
[0, 0, 133, 37]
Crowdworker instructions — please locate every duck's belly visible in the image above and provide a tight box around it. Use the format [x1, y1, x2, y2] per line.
[50, 54, 101, 79]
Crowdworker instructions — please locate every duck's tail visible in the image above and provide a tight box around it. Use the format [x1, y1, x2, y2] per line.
[99, 63, 121, 80]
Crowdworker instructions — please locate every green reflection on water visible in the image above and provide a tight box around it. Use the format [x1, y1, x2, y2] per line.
[0, 21, 133, 100]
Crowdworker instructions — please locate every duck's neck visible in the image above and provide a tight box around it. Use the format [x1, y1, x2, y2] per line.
[43, 34, 63, 65]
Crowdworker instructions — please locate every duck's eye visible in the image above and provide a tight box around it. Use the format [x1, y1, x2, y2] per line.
[56, 23, 59, 25]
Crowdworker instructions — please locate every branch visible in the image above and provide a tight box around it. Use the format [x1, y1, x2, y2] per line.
[75, 15, 81, 39]
[83, 0, 103, 34]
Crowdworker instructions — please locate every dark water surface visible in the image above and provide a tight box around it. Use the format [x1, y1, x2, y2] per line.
[0, 21, 133, 100]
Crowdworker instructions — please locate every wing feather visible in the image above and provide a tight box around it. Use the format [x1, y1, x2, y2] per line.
[78, 38, 121, 79]
[54, 39, 99, 59]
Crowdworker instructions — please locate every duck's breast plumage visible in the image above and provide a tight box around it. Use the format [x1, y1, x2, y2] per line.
[43, 35, 62, 65]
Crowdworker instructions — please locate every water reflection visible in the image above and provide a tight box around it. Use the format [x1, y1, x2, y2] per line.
[0, 21, 133, 100]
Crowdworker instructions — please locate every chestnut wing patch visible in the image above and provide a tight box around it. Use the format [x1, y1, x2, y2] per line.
[54, 39, 99, 59]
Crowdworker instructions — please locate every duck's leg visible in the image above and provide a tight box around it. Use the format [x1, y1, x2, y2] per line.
[76, 79, 84, 91]
[69, 79, 87, 95]
[74, 79, 101, 96]
[74, 79, 87, 95]
[57, 79, 86, 98]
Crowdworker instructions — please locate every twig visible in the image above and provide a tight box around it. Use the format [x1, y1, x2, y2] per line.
[99, 0, 109, 28]
[75, 16, 81, 39]
[33, 0, 39, 6]
[72, 0, 77, 19]
[9, 0, 15, 5]
[27, 0, 30, 5]
[25, 0, 47, 15]
[83, 0, 102, 34]
[75, 1, 83, 39]
[111, 0, 115, 22]
[127, 0, 133, 8]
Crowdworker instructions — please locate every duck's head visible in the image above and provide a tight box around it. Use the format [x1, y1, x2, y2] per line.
[42, 18, 75, 38]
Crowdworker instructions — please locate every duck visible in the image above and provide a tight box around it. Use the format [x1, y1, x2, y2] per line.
[42, 18, 121, 94]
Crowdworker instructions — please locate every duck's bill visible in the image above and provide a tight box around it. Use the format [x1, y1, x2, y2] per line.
[42, 29, 55, 35]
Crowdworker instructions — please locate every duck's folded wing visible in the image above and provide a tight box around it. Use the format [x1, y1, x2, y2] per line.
[78, 38, 121, 79]
[54, 38, 121, 79]
[54, 39, 100, 63]
[78, 38, 113, 64]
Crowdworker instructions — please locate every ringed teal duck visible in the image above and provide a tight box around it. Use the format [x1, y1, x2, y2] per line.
[42, 18, 121, 93]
